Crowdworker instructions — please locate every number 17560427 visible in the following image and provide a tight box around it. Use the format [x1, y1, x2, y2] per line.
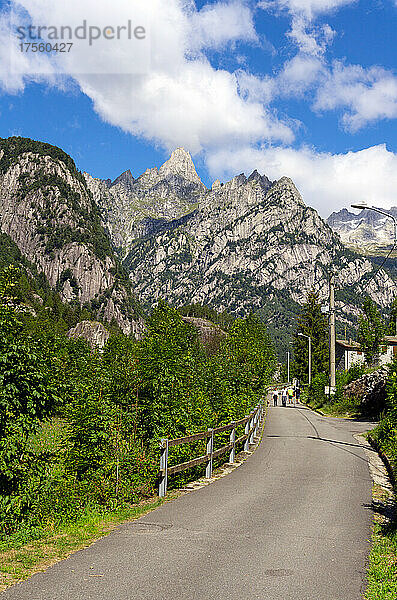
[19, 42, 73, 53]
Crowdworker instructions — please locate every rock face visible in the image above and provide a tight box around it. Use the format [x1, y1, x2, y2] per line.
[328, 207, 397, 251]
[67, 320, 110, 349]
[86, 147, 206, 257]
[122, 171, 396, 328]
[343, 367, 389, 415]
[181, 316, 227, 354]
[0, 137, 142, 336]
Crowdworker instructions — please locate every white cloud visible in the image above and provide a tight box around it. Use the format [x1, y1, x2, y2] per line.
[259, 0, 356, 19]
[278, 53, 324, 94]
[236, 70, 275, 103]
[315, 61, 397, 131]
[0, 0, 293, 153]
[206, 144, 397, 217]
[235, 53, 324, 107]
[188, 1, 258, 51]
[260, 0, 344, 58]
[0, 6, 58, 92]
[258, 0, 397, 132]
[287, 16, 336, 55]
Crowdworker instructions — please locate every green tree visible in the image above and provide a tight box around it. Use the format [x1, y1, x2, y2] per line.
[292, 290, 328, 384]
[134, 301, 211, 442]
[358, 297, 385, 365]
[0, 266, 59, 530]
[206, 314, 275, 423]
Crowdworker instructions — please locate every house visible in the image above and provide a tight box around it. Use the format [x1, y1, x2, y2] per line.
[336, 336, 397, 371]
[380, 336, 397, 365]
[336, 340, 364, 371]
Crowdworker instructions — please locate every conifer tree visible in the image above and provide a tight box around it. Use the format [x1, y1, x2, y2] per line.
[387, 298, 397, 335]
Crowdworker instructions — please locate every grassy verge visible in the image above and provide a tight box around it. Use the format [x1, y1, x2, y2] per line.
[0, 496, 169, 593]
[308, 398, 361, 418]
[365, 484, 397, 600]
[303, 387, 362, 418]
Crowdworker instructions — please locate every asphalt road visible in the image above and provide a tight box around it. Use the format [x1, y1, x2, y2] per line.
[3, 405, 375, 600]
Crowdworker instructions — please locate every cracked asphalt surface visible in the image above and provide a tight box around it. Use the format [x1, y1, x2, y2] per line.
[2, 405, 375, 600]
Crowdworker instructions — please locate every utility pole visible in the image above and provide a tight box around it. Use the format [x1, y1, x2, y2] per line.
[329, 271, 336, 391]
[287, 351, 290, 383]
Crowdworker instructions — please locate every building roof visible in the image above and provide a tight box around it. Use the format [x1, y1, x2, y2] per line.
[336, 339, 360, 350]
[337, 336, 397, 352]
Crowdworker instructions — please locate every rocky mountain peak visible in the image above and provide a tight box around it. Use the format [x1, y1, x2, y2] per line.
[158, 147, 204, 187]
[247, 169, 273, 191]
[225, 173, 247, 190]
[112, 169, 135, 189]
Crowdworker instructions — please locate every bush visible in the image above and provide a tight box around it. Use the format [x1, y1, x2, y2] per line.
[0, 291, 276, 536]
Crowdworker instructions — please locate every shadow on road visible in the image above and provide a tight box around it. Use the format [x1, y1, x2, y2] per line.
[362, 501, 395, 522]
[266, 433, 370, 464]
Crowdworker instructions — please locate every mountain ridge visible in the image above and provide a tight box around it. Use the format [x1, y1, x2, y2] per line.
[328, 206, 397, 251]
[1, 136, 396, 356]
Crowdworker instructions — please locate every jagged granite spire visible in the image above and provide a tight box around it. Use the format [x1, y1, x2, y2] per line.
[248, 169, 273, 191]
[87, 148, 206, 256]
[158, 147, 204, 187]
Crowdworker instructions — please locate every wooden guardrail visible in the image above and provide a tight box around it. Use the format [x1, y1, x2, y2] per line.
[158, 399, 264, 497]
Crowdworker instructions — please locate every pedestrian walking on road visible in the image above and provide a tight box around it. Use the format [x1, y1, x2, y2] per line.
[287, 387, 294, 405]
[273, 391, 278, 406]
[295, 387, 301, 404]
[282, 388, 287, 407]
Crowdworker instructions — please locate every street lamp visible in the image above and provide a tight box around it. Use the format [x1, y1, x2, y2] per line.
[298, 333, 311, 386]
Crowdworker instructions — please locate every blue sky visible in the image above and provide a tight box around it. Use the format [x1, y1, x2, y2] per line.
[1, 0, 397, 216]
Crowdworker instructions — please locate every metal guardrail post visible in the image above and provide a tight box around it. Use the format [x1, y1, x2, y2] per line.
[255, 404, 261, 437]
[229, 422, 236, 463]
[206, 429, 214, 478]
[249, 410, 255, 445]
[244, 415, 250, 451]
[159, 438, 169, 498]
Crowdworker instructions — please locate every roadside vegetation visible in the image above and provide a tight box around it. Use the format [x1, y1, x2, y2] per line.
[365, 485, 397, 600]
[303, 363, 367, 417]
[364, 367, 397, 599]
[0, 263, 275, 587]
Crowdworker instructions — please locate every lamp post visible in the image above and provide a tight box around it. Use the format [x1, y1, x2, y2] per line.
[298, 333, 311, 386]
